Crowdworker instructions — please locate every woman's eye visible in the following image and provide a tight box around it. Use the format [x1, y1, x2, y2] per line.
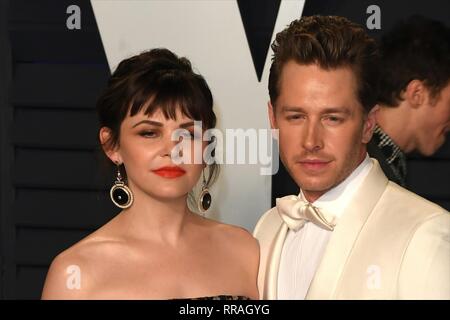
[182, 130, 201, 140]
[188, 131, 196, 138]
[177, 131, 192, 139]
[139, 131, 157, 138]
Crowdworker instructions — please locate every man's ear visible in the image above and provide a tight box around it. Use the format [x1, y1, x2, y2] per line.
[404, 80, 426, 108]
[99, 127, 122, 164]
[268, 101, 277, 130]
[362, 105, 379, 144]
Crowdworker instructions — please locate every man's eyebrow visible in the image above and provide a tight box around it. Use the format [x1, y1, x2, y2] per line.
[320, 107, 352, 115]
[132, 120, 196, 128]
[280, 106, 307, 113]
[280, 106, 351, 115]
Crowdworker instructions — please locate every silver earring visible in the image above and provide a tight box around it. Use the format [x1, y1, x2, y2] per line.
[197, 169, 212, 214]
[110, 163, 133, 209]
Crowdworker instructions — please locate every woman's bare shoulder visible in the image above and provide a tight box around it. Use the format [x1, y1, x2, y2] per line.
[41, 221, 125, 299]
[202, 217, 260, 299]
[200, 217, 260, 259]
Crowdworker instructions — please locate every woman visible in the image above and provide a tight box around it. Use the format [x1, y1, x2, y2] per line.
[41, 48, 259, 299]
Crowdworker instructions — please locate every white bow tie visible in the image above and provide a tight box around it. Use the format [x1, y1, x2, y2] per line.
[276, 195, 337, 231]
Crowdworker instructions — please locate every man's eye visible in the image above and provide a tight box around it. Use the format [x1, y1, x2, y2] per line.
[286, 114, 304, 121]
[324, 116, 343, 123]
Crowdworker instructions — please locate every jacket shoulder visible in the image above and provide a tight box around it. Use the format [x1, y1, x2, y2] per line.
[397, 211, 450, 299]
[253, 207, 283, 239]
[385, 181, 448, 218]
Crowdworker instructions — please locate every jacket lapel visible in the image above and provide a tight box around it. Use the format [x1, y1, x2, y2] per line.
[306, 159, 388, 299]
[263, 223, 288, 299]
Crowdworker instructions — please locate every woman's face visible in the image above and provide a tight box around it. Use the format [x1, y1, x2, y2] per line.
[105, 107, 206, 202]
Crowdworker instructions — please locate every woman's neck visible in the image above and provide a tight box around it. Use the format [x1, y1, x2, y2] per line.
[117, 183, 193, 246]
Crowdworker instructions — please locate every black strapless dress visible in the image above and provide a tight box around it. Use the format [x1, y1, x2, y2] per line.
[173, 295, 251, 300]
[189, 295, 251, 300]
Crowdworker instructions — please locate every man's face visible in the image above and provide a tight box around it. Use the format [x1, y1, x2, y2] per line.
[414, 82, 450, 156]
[269, 62, 376, 202]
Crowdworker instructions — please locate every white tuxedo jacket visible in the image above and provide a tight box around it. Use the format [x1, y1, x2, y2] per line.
[254, 160, 450, 299]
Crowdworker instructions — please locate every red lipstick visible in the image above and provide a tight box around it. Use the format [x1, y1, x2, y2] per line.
[152, 166, 186, 179]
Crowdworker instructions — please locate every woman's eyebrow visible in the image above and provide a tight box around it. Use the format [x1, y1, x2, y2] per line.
[179, 121, 195, 128]
[132, 120, 196, 128]
[132, 120, 162, 128]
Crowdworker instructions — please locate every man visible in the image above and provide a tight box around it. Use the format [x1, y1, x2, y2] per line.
[254, 15, 449, 299]
[370, 15, 450, 186]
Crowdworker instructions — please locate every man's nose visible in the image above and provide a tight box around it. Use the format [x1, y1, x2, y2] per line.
[302, 120, 324, 152]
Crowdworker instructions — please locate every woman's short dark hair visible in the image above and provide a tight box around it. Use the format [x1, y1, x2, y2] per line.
[96, 48, 218, 187]
[268, 15, 380, 113]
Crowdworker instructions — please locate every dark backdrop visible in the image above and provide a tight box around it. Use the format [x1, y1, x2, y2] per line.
[0, 0, 114, 299]
[0, 0, 449, 299]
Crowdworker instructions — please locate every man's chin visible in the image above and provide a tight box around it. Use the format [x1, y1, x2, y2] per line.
[294, 178, 334, 194]
[420, 145, 438, 156]
[420, 137, 446, 156]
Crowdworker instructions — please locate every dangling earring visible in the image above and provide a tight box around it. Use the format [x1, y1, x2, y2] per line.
[110, 162, 133, 209]
[197, 169, 212, 214]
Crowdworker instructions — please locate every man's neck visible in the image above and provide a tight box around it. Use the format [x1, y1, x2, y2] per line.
[376, 104, 415, 153]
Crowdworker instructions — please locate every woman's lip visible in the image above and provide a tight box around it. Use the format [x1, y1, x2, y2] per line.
[152, 167, 186, 178]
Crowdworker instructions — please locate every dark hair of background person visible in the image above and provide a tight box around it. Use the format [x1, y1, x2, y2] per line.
[268, 15, 380, 113]
[377, 15, 450, 107]
[95, 48, 219, 187]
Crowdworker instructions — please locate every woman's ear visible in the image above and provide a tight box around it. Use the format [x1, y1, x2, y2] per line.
[99, 127, 122, 164]
[362, 105, 379, 144]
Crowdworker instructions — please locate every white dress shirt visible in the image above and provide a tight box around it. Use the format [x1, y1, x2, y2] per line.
[277, 155, 373, 299]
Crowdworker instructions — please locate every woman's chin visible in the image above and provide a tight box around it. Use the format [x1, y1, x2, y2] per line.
[145, 189, 191, 202]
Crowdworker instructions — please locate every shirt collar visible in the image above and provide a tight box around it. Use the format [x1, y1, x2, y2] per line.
[372, 125, 407, 185]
